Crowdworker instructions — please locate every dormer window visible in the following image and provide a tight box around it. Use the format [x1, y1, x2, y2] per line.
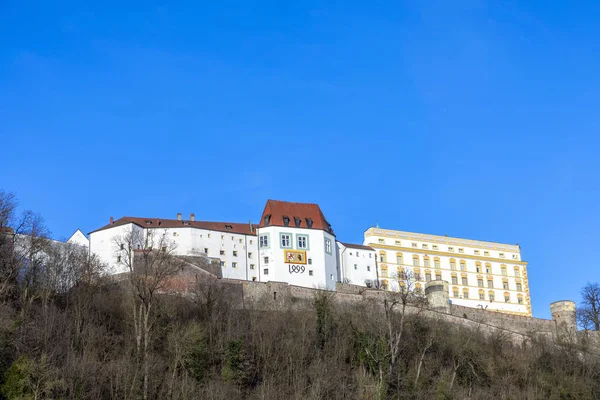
[283, 216, 290, 227]
[306, 218, 313, 228]
[145, 220, 152, 225]
[264, 215, 271, 226]
[225, 225, 232, 231]
[294, 217, 301, 227]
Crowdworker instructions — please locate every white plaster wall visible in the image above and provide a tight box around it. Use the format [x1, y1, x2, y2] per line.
[67, 230, 89, 247]
[337, 243, 377, 287]
[257, 226, 338, 290]
[89, 223, 145, 274]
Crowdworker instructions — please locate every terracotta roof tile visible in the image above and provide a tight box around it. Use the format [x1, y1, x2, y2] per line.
[259, 200, 334, 235]
[90, 217, 256, 236]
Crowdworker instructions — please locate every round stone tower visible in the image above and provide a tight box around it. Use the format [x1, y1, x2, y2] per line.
[425, 280, 450, 313]
[550, 300, 577, 333]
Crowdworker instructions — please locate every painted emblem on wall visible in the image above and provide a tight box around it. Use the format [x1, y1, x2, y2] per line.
[284, 250, 307, 264]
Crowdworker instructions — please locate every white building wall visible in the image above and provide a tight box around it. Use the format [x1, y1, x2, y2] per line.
[257, 226, 338, 290]
[337, 243, 377, 287]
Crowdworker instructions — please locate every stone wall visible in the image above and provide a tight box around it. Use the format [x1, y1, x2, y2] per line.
[448, 304, 555, 334]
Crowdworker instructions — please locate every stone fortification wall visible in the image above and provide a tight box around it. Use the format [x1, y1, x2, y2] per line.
[448, 304, 555, 334]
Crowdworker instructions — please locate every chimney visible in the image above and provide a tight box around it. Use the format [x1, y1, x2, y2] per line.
[249, 220, 253, 233]
[190, 213, 195, 222]
[177, 213, 182, 221]
[110, 216, 114, 224]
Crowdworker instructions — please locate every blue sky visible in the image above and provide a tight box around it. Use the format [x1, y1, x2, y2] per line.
[1, 0, 599, 318]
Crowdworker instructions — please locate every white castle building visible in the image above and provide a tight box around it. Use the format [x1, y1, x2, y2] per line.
[88, 199, 531, 316]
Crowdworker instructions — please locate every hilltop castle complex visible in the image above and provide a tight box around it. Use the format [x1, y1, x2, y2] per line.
[88, 199, 532, 316]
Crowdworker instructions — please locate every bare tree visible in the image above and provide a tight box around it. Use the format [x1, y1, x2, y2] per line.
[0, 190, 19, 297]
[577, 282, 600, 331]
[113, 227, 184, 400]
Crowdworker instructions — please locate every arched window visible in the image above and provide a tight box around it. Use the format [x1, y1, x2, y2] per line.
[517, 293, 524, 304]
[485, 262, 491, 274]
[423, 256, 430, 267]
[450, 258, 456, 270]
[396, 252, 403, 265]
[380, 264, 388, 277]
[460, 260, 466, 271]
[452, 286, 459, 297]
[478, 289, 485, 300]
[425, 269, 432, 281]
[434, 257, 441, 268]
[501, 264, 507, 276]
[514, 267, 520, 278]
[451, 272, 458, 285]
[412, 255, 420, 267]
[435, 271, 442, 281]
[379, 250, 387, 263]
[477, 276, 484, 287]
[475, 261, 482, 273]
[462, 288, 470, 299]
[502, 278, 509, 290]
[504, 292, 510, 303]
[397, 266, 405, 280]
[488, 291, 495, 302]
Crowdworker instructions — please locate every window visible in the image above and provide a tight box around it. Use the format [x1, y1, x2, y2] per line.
[460, 261, 466, 271]
[412, 242, 418, 248]
[204, 248, 208, 254]
[512, 254, 518, 260]
[425, 273, 432, 282]
[239, 239, 243, 244]
[516, 282, 522, 291]
[499, 253, 505, 258]
[283, 216, 290, 227]
[297, 235, 308, 249]
[434, 258, 440, 268]
[325, 239, 332, 254]
[485, 265, 490, 274]
[395, 240, 401, 245]
[435, 273, 442, 280]
[448, 246, 454, 252]
[413, 256, 419, 266]
[397, 267, 405, 280]
[474, 250, 480, 255]
[232, 262, 237, 268]
[378, 238, 385, 244]
[259, 235, 269, 248]
[476, 266, 481, 273]
[479, 291, 485, 300]
[120, 243, 125, 250]
[249, 239, 253, 245]
[356, 251, 359, 257]
[458, 248, 464, 253]
[233, 251, 238, 257]
[432, 245, 438, 250]
[208, 234, 211, 238]
[487, 280, 494, 288]
[453, 287, 459, 297]
[489, 292, 495, 302]
[263, 215, 271, 226]
[309, 270, 313, 276]
[280, 234, 291, 248]
[461, 277, 468, 286]
[221, 235, 224, 239]
[380, 253, 386, 262]
[294, 217, 301, 227]
[117, 255, 121, 263]
[220, 261, 225, 267]
[264, 257, 269, 264]
[369, 253, 372, 258]
[501, 266, 507, 276]
[415, 272, 422, 281]
[478, 279, 483, 287]
[250, 264, 255, 270]
[308, 258, 312, 265]
[450, 260, 456, 270]
[484, 251, 490, 256]
[225, 225, 232, 231]
[350, 252, 353, 256]
[264, 268, 269, 275]
[503, 281, 509, 290]
[463, 289, 469, 299]
[415, 283, 423, 294]
[514, 268, 520, 278]
[422, 244, 428, 249]
[504, 293, 510, 303]
[396, 254, 403, 265]
[354, 264, 357, 270]
[452, 276, 458, 285]
[380, 266, 388, 278]
[424, 258, 430, 267]
[306, 218, 313, 228]
[220, 250, 225, 255]
[248, 252, 252, 258]
[517, 294, 524, 304]
[367, 266, 371, 272]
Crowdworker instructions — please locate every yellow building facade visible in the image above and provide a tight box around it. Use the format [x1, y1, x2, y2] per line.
[364, 227, 532, 316]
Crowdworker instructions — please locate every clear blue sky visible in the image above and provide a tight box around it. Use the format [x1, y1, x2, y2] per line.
[1, 1, 599, 318]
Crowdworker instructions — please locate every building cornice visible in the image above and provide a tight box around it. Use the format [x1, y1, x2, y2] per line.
[367, 243, 528, 266]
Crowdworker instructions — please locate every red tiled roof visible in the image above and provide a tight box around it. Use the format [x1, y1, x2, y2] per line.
[89, 217, 256, 236]
[259, 200, 334, 235]
[339, 242, 374, 251]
